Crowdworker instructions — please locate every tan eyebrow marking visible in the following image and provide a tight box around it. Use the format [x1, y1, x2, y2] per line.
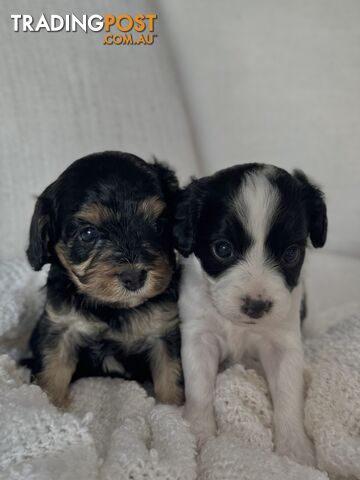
[138, 196, 166, 219]
[76, 203, 113, 225]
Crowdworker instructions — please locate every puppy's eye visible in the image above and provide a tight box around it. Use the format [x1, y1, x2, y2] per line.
[212, 240, 234, 259]
[79, 226, 98, 243]
[282, 245, 301, 265]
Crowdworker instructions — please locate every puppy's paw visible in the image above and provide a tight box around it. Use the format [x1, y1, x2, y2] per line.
[185, 407, 216, 450]
[155, 383, 184, 406]
[37, 371, 72, 410]
[195, 429, 214, 450]
[48, 391, 72, 410]
[276, 433, 315, 467]
[38, 380, 71, 410]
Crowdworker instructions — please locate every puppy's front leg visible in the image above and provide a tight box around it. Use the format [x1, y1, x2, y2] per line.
[182, 333, 220, 448]
[37, 334, 78, 409]
[150, 338, 184, 405]
[259, 339, 315, 466]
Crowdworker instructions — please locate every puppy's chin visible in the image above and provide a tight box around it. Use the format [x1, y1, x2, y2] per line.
[99, 293, 149, 309]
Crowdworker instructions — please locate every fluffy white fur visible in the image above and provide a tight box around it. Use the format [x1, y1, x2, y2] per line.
[180, 173, 314, 466]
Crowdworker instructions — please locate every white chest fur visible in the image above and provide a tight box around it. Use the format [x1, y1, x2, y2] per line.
[179, 254, 314, 466]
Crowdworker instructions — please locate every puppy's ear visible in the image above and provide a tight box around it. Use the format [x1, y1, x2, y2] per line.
[173, 180, 204, 257]
[151, 158, 180, 207]
[26, 182, 57, 270]
[293, 170, 328, 248]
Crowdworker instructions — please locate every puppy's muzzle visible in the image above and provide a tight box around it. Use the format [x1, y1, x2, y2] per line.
[241, 296, 273, 319]
[119, 268, 147, 291]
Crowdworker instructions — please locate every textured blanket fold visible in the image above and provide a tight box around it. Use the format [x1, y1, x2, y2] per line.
[0, 261, 359, 480]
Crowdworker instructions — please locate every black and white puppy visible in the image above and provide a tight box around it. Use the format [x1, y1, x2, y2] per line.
[174, 164, 327, 465]
[27, 151, 183, 408]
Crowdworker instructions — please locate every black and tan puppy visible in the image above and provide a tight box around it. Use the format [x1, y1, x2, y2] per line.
[26, 151, 183, 408]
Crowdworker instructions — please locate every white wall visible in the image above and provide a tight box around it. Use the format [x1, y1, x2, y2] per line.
[159, 0, 360, 257]
[1, 1, 359, 259]
[0, 0, 199, 261]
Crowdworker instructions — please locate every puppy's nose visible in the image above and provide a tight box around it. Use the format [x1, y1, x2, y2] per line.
[241, 296, 273, 319]
[120, 269, 147, 291]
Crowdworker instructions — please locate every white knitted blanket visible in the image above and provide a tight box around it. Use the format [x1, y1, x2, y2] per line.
[1, 261, 359, 480]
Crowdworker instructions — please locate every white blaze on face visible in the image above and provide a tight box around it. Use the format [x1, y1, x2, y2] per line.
[233, 172, 280, 281]
[208, 171, 292, 324]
